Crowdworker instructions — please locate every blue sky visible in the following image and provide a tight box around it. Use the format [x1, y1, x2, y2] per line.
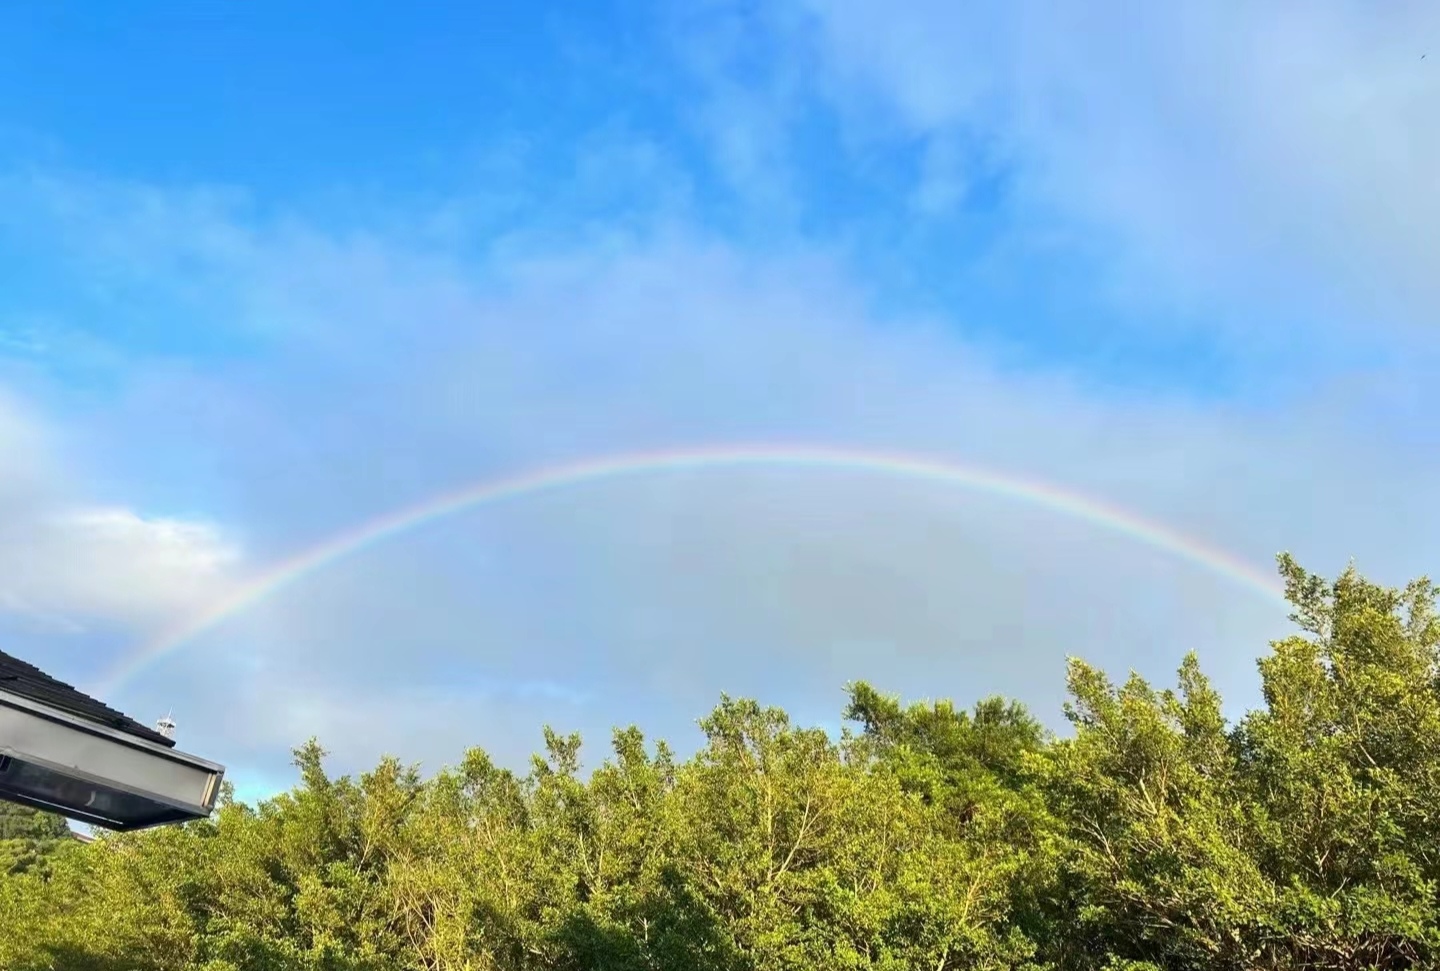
[0, 1, 1436, 795]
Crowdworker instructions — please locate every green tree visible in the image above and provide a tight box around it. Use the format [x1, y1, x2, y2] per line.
[1, 554, 1436, 971]
[0, 802, 72, 876]
[1232, 555, 1440, 967]
[1036, 654, 1271, 970]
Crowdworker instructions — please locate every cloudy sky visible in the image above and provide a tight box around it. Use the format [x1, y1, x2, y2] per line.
[0, 2, 1435, 798]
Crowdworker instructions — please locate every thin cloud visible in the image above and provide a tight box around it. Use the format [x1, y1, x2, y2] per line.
[37, 187, 1428, 784]
[0, 392, 242, 639]
[3, 3, 1435, 784]
[783, 0, 1440, 336]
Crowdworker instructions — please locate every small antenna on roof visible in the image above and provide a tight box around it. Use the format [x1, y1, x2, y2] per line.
[155, 710, 176, 740]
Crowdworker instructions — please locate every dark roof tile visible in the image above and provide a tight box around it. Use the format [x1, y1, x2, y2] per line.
[0, 650, 175, 748]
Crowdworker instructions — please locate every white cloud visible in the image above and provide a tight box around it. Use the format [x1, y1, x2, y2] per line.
[20, 508, 237, 624]
[8, 11, 1439, 784]
[0, 392, 240, 638]
[782, 0, 1440, 337]
[643, 0, 1438, 365]
[55, 201, 1435, 783]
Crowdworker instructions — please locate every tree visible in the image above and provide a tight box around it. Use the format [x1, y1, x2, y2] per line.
[0, 555, 1434, 970]
[0, 803, 72, 876]
[1231, 556, 1440, 968]
[1036, 654, 1271, 970]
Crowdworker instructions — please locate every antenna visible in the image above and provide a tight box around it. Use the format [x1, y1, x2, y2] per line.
[155, 710, 176, 740]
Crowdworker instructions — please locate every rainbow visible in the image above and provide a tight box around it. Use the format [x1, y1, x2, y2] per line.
[97, 444, 1287, 696]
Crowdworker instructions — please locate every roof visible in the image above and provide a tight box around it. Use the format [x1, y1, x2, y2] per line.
[0, 650, 176, 748]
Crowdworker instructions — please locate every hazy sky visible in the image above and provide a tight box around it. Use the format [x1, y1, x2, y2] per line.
[1, 1, 1436, 799]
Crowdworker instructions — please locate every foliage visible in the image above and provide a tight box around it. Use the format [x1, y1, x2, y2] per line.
[0, 803, 73, 876]
[4, 557, 1439, 969]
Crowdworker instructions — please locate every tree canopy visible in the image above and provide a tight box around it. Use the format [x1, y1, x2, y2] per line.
[4, 556, 1438, 970]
